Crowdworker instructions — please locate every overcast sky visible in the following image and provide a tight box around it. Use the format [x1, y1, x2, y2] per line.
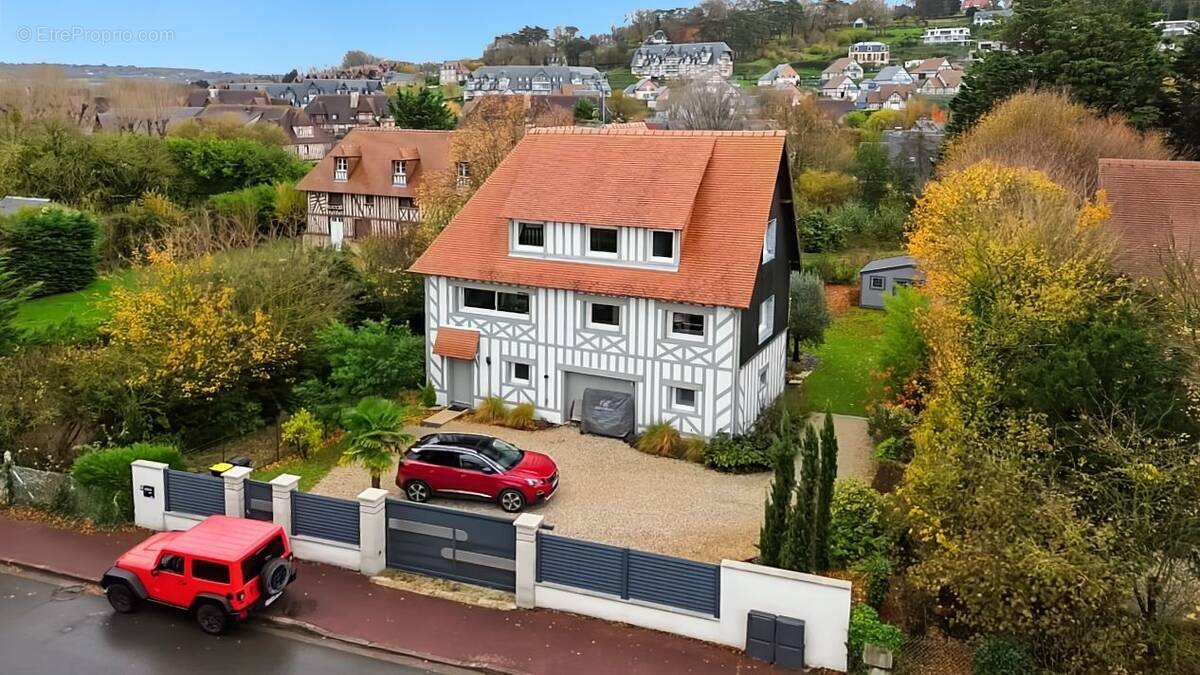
[0, 0, 645, 74]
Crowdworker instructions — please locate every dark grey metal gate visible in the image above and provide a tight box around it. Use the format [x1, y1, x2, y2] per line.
[385, 499, 516, 591]
[164, 469, 224, 517]
[244, 479, 273, 521]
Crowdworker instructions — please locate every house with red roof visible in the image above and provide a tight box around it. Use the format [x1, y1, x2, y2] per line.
[409, 127, 799, 437]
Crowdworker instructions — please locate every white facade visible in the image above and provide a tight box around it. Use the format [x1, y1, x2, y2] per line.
[923, 27, 972, 45]
[849, 41, 889, 65]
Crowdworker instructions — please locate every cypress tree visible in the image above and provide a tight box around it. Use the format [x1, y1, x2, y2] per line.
[782, 422, 820, 572]
[758, 411, 797, 566]
[814, 410, 839, 571]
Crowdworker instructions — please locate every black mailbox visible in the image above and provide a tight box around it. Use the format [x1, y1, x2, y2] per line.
[745, 610, 776, 663]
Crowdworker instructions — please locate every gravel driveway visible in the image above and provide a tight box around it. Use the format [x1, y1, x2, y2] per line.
[311, 414, 875, 563]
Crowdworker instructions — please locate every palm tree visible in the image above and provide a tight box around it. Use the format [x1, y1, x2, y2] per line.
[339, 397, 414, 489]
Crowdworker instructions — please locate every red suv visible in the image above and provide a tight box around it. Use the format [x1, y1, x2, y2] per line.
[101, 515, 297, 635]
[397, 433, 559, 512]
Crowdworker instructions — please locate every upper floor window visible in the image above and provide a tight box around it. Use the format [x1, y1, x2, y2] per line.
[587, 302, 621, 330]
[295, 125, 314, 138]
[392, 160, 407, 186]
[762, 218, 777, 263]
[758, 295, 775, 344]
[456, 162, 470, 187]
[650, 230, 675, 262]
[364, 194, 374, 209]
[669, 311, 705, 339]
[516, 222, 544, 249]
[399, 197, 415, 209]
[327, 192, 343, 210]
[588, 227, 618, 257]
[462, 287, 530, 316]
[334, 157, 348, 181]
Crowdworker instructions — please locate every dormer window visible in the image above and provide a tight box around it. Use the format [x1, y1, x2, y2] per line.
[762, 218, 777, 263]
[588, 226, 618, 257]
[392, 160, 407, 186]
[650, 230, 675, 262]
[334, 157, 348, 181]
[516, 222, 544, 250]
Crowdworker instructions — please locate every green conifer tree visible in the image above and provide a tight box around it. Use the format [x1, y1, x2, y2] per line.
[758, 411, 797, 566]
[814, 410, 839, 571]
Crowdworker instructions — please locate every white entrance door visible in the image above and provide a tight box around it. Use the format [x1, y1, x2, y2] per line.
[329, 219, 344, 250]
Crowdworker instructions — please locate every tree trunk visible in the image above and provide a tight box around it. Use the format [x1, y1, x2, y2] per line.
[371, 473, 381, 490]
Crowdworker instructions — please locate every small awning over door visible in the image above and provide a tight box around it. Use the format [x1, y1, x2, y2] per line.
[432, 326, 480, 360]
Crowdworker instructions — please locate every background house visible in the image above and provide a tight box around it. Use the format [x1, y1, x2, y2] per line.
[305, 93, 392, 137]
[859, 256, 923, 309]
[820, 75, 860, 101]
[922, 26, 972, 45]
[849, 41, 889, 65]
[630, 31, 734, 80]
[440, 61, 470, 85]
[463, 65, 611, 100]
[296, 128, 452, 248]
[1098, 158, 1200, 276]
[821, 57, 864, 82]
[757, 63, 800, 87]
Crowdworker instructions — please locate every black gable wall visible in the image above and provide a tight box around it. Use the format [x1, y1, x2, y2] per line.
[738, 153, 800, 366]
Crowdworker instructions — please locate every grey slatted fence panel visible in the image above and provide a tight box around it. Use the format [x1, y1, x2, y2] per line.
[536, 533, 626, 598]
[292, 492, 359, 545]
[244, 480, 273, 521]
[165, 470, 224, 517]
[628, 549, 721, 617]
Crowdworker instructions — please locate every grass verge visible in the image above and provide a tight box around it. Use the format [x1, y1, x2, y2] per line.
[798, 307, 886, 416]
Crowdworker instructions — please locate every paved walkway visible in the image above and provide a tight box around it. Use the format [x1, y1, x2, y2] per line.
[0, 514, 784, 675]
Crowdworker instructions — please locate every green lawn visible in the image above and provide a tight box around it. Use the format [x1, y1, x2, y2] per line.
[252, 442, 342, 492]
[15, 269, 139, 332]
[604, 67, 638, 92]
[798, 308, 887, 416]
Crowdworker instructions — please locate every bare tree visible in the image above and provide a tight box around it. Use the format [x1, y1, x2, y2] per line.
[100, 78, 187, 136]
[0, 65, 97, 129]
[666, 78, 748, 130]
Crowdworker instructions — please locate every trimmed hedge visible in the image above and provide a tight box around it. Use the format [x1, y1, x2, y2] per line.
[71, 443, 185, 523]
[1, 205, 100, 297]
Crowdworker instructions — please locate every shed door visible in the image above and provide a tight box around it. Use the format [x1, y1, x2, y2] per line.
[563, 372, 635, 422]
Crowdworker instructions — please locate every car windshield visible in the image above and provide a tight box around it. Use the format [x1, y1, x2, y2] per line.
[477, 439, 524, 471]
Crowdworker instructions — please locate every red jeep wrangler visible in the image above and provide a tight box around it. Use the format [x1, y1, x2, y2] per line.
[101, 515, 297, 635]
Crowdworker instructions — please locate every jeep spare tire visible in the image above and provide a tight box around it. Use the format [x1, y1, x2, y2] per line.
[260, 558, 293, 596]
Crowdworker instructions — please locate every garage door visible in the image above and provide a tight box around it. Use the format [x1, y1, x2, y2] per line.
[563, 371, 635, 422]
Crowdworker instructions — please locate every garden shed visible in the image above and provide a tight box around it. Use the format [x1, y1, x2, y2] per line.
[859, 255, 922, 309]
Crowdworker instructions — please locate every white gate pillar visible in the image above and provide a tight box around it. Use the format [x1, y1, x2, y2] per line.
[513, 513, 544, 609]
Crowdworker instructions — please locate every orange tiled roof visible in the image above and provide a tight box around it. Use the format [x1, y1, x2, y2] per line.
[410, 127, 789, 309]
[1098, 158, 1200, 276]
[296, 127, 452, 198]
[432, 326, 480, 359]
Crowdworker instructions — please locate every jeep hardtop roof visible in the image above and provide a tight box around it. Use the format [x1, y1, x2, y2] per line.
[164, 515, 281, 561]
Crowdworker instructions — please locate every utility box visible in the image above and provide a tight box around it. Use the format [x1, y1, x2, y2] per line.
[744, 611, 807, 670]
[746, 610, 776, 663]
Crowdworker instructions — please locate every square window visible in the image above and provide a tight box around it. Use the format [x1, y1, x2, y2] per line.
[673, 387, 697, 409]
[589, 302, 620, 328]
[651, 231, 674, 260]
[670, 312, 705, 338]
[327, 192, 343, 208]
[517, 222, 544, 248]
[870, 276, 886, 290]
[510, 362, 531, 384]
[364, 194, 374, 209]
[588, 227, 618, 255]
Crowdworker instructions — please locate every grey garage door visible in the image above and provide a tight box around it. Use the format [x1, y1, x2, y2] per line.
[563, 371, 635, 422]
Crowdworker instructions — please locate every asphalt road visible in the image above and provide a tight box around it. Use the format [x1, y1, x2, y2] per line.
[0, 569, 452, 675]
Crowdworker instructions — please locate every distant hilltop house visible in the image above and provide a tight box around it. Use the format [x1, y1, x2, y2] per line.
[462, 65, 611, 100]
[1098, 158, 1200, 277]
[623, 77, 669, 109]
[973, 8, 1013, 25]
[408, 127, 799, 438]
[440, 61, 470, 86]
[296, 128, 456, 249]
[849, 41, 889, 65]
[923, 26, 972, 45]
[822, 57, 864, 82]
[304, 93, 392, 138]
[223, 79, 385, 107]
[852, 17, 869, 28]
[630, 31, 734, 80]
[1156, 19, 1200, 37]
[859, 256, 924, 309]
[757, 63, 800, 87]
[974, 39, 1011, 54]
[820, 75, 861, 101]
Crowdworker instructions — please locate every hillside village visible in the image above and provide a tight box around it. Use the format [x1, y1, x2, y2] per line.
[1, 0, 1200, 673]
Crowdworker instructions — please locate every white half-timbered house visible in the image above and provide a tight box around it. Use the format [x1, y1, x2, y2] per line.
[296, 128, 454, 248]
[410, 127, 799, 438]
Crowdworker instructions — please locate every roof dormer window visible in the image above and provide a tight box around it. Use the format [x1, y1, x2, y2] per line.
[334, 157, 348, 181]
[393, 160, 407, 187]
